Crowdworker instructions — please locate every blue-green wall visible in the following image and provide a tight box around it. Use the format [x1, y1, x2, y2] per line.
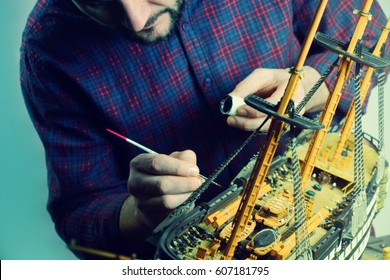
[0, 0, 76, 259]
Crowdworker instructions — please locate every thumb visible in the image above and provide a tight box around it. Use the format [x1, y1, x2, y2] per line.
[231, 69, 265, 98]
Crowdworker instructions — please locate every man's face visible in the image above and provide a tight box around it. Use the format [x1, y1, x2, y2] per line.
[72, 0, 184, 43]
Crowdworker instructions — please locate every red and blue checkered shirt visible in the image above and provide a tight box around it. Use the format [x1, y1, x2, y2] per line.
[20, 0, 388, 258]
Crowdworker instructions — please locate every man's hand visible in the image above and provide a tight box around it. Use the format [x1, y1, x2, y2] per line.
[226, 66, 329, 131]
[120, 150, 202, 238]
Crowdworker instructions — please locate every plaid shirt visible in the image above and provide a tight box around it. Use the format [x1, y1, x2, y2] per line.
[20, 0, 388, 258]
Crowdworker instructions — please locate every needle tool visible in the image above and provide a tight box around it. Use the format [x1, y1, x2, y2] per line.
[106, 128, 222, 188]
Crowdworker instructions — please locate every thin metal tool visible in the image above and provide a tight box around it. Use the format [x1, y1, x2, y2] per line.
[106, 128, 222, 187]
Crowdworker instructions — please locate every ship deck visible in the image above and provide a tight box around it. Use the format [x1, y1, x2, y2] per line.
[166, 132, 380, 260]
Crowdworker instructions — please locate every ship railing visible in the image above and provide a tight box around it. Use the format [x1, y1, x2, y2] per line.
[362, 132, 380, 150]
[342, 182, 355, 195]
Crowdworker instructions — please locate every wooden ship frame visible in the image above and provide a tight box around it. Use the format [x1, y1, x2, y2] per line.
[154, 0, 390, 260]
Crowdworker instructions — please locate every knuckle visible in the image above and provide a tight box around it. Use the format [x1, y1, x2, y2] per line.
[129, 154, 151, 170]
[183, 149, 196, 157]
[169, 151, 180, 158]
[127, 172, 138, 192]
[150, 155, 163, 172]
[156, 177, 170, 194]
[127, 177, 140, 194]
[129, 155, 140, 169]
[253, 68, 262, 75]
[182, 149, 197, 161]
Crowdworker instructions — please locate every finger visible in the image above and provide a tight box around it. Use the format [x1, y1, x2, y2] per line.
[231, 69, 269, 98]
[231, 68, 287, 98]
[262, 79, 289, 105]
[169, 150, 197, 165]
[236, 104, 267, 119]
[227, 115, 271, 132]
[130, 153, 200, 177]
[264, 85, 306, 115]
[129, 173, 202, 196]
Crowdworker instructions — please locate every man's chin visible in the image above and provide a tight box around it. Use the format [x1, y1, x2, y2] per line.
[123, 0, 184, 44]
[135, 29, 172, 44]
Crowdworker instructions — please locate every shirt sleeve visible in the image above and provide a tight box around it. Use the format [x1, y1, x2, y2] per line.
[20, 43, 132, 259]
[292, 0, 390, 120]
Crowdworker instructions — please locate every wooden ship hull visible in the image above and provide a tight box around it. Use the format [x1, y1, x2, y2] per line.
[156, 131, 389, 260]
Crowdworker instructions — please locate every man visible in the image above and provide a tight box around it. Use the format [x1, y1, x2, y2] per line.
[20, 0, 388, 258]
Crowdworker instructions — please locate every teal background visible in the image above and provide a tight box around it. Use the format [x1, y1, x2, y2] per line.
[0, 0, 389, 259]
[0, 0, 76, 259]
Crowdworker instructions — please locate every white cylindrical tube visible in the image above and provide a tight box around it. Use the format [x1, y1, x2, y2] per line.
[220, 94, 246, 116]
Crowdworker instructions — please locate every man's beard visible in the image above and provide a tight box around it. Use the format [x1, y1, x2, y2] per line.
[124, 0, 184, 44]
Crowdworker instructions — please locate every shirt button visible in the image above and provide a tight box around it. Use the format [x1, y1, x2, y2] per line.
[203, 78, 212, 88]
[181, 21, 189, 30]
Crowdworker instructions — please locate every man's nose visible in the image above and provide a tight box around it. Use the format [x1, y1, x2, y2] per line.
[120, 0, 151, 32]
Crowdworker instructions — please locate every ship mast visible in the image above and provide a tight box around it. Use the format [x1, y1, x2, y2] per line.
[299, 0, 374, 192]
[221, 0, 329, 260]
[330, 18, 390, 165]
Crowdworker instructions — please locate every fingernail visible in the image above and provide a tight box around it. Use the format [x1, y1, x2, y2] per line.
[227, 116, 236, 126]
[237, 108, 248, 116]
[189, 166, 200, 177]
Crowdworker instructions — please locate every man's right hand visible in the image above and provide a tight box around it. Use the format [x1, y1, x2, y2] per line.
[120, 150, 202, 237]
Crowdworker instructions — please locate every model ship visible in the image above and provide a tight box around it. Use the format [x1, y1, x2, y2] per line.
[155, 0, 390, 260]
